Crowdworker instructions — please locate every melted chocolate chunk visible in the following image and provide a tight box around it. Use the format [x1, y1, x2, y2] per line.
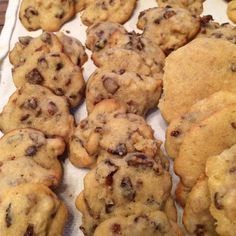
[24, 224, 34, 236]
[25, 145, 37, 156]
[112, 224, 121, 234]
[108, 144, 127, 156]
[214, 192, 224, 210]
[25, 69, 44, 84]
[5, 203, 12, 228]
[120, 177, 136, 201]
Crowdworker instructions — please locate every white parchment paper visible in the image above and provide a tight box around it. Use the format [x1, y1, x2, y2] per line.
[0, 1, 230, 235]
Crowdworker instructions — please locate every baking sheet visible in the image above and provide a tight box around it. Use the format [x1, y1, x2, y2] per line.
[0, 0, 230, 235]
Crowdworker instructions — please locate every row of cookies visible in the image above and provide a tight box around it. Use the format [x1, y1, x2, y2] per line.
[71, 99, 184, 235]
[19, 0, 206, 32]
[0, 32, 90, 234]
[158, 15, 236, 236]
[19, 0, 138, 31]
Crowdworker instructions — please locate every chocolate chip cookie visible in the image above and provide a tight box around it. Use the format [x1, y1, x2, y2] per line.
[137, 7, 200, 54]
[0, 83, 74, 141]
[19, 0, 75, 31]
[0, 183, 68, 236]
[69, 99, 162, 168]
[0, 128, 65, 197]
[86, 69, 162, 115]
[12, 49, 85, 108]
[76, 153, 172, 235]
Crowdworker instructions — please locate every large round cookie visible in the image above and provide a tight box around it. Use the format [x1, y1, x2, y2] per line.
[0, 83, 74, 141]
[0, 183, 68, 236]
[19, 0, 75, 31]
[156, 0, 204, 15]
[9, 32, 62, 66]
[174, 103, 236, 190]
[86, 69, 162, 115]
[12, 49, 85, 108]
[166, 91, 236, 159]
[76, 153, 172, 235]
[81, 0, 137, 26]
[0, 128, 65, 196]
[137, 7, 200, 54]
[94, 211, 183, 236]
[159, 38, 236, 122]
[183, 178, 217, 236]
[69, 99, 162, 168]
[206, 144, 236, 236]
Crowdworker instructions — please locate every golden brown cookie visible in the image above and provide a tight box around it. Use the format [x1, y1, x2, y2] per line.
[0, 83, 74, 141]
[159, 38, 236, 123]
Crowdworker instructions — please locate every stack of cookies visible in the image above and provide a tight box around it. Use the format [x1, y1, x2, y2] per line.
[0, 31, 88, 234]
[159, 14, 236, 235]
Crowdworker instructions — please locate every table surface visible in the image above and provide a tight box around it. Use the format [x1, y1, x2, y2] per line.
[0, 0, 9, 33]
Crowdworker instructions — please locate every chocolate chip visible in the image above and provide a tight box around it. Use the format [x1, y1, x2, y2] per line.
[170, 130, 181, 137]
[54, 88, 64, 96]
[120, 177, 136, 201]
[24, 7, 38, 21]
[154, 18, 162, 24]
[77, 57, 81, 66]
[229, 166, 236, 173]
[5, 203, 12, 228]
[163, 10, 176, 19]
[112, 224, 121, 234]
[55, 9, 65, 19]
[23, 97, 38, 109]
[119, 69, 126, 75]
[214, 192, 223, 210]
[230, 63, 236, 72]
[38, 57, 48, 68]
[40, 32, 52, 44]
[200, 15, 213, 25]
[231, 122, 236, 129]
[127, 154, 154, 168]
[95, 127, 103, 133]
[19, 36, 33, 46]
[24, 224, 34, 236]
[194, 224, 206, 236]
[47, 101, 58, 115]
[56, 63, 64, 71]
[105, 202, 114, 213]
[95, 39, 107, 51]
[80, 119, 88, 129]
[105, 168, 118, 186]
[25, 145, 37, 156]
[20, 114, 30, 122]
[103, 77, 120, 94]
[108, 144, 127, 156]
[25, 69, 44, 84]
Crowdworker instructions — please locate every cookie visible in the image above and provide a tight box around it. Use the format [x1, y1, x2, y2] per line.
[166, 91, 236, 159]
[69, 99, 162, 168]
[0, 83, 74, 141]
[56, 32, 88, 67]
[183, 178, 217, 236]
[174, 103, 236, 190]
[0, 183, 68, 236]
[86, 69, 162, 115]
[197, 15, 236, 44]
[9, 32, 63, 66]
[156, 0, 204, 15]
[93, 211, 183, 236]
[81, 0, 137, 26]
[159, 38, 236, 123]
[206, 144, 236, 236]
[12, 49, 85, 108]
[92, 33, 166, 80]
[0, 128, 65, 196]
[227, 0, 236, 24]
[92, 48, 152, 76]
[19, 0, 75, 31]
[76, 153, 172, 235]
[137, 7, 200, 54]
[86, 21, 128, 52]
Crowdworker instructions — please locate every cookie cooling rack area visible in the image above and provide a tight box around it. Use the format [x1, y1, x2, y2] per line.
[0, 0, 231, 235]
